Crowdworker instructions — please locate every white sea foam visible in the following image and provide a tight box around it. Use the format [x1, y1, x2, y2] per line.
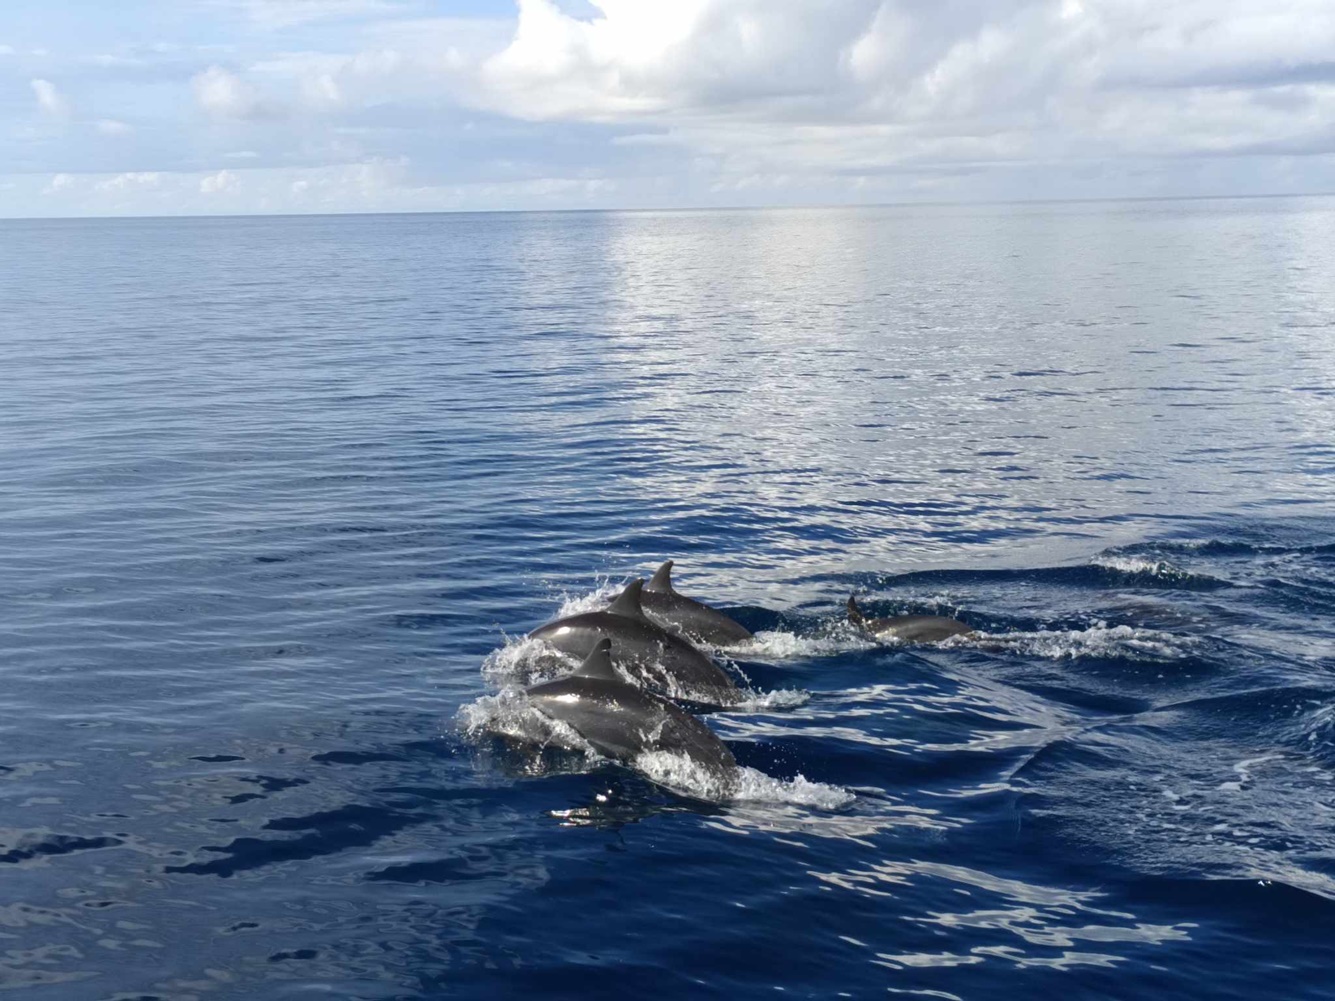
[729, 766, 857, 808]
[481, 634, 581, 687]
[959, 622, 1197, 661]
[745, 626, 876, 660]
[554, 579, 622, 618]
[733, 687, 811, 711]
[634, 750, 855, 807]
[1089, 554, 1195, 581]
[456, 687, 598, 757]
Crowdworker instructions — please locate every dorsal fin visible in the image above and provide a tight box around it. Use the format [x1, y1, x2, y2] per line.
[647, 560, 675, 593]
[574, 638, 620, 681]
[608, 578, 648, 619]
[847, 593, 865, 626]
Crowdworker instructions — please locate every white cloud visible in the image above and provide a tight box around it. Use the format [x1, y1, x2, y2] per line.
[1, 160, 625, 216]
[0, 44, 17, 56]
[95, 119, 133, 136]
[193, 65, 270, 119]
[95, 171, 162, 192]
[200, 168, 240, 193]
[42, 173, 75, 195]
[6, 0, 1335, 216]
[471, 0, 1335, 188]
[31, 78, 71, 118]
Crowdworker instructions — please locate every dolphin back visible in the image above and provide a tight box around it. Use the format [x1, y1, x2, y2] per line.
[526, 674, 737, 783]
[850, 594, 971, 642]
[636, 562, 753, 646]
[607, 578, 650, 620]
[528, 608, 743, 706]
[574, 638, 619, 681]
[847, 594, 866, 627]
[646, 560, 676, 593]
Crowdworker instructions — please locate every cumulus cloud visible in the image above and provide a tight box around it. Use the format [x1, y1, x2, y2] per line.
[6, 0, 1335, 216]
[200, 168, 240, 193]
[31, 78, 71, 118]
[96, 171, 162, 192]
[472, 0, 1335, 185]
[193, 65, 271, 119]
[42, 173, 75, 195]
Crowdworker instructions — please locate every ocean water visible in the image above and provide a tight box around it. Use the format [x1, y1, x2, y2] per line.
[2, 199, 1334, 1000]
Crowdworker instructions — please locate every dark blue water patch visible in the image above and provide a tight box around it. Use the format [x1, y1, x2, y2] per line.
[0, 833, 125, 866]
[311, 749, 412, 766]
[863, 562, 1235, 592]
[164, 803, 436, 878]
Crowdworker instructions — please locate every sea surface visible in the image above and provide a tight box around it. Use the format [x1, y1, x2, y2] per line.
[2, 199, 1334, 1000]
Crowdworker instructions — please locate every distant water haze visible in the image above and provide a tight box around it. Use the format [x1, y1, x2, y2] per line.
[2, 200, 1334, 998]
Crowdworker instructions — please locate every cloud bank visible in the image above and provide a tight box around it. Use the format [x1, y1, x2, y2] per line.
[3, 0, 1334, 215]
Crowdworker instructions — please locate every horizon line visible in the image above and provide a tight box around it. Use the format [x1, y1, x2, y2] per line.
[1, 189, 1331, 223]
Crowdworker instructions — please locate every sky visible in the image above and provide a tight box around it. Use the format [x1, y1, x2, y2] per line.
[3, 0, 1335, 216]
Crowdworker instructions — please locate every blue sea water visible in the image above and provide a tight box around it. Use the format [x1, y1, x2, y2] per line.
[2, 199, 1334, 1000]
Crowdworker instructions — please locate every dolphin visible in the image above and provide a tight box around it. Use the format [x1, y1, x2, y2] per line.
[638, 560, 754, 647]
[847, 594, 973, 643]
[526, 639, 738, 790]
[529, 579, 744, 706]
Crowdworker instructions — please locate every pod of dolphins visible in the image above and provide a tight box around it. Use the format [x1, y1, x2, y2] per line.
[512, 560, 974, 793]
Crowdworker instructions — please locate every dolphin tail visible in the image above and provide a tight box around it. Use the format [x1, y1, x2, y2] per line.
[574, 638, 619, 681]
[608, 578, 649, 620]
[847, 594, 865, 627]
[647, 560, 675, 593]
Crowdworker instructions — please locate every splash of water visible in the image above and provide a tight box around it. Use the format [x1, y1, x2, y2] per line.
[460, 691, 850, 807]
[746, 626, 877, 660]
[457, 687, 598, 757]
[481, 634, 581, 687]
[1090, 553, 1197, 581]
[960, 623, 1197, 662]
[554, 579, 623, 618]
[634, 750, 855, 807]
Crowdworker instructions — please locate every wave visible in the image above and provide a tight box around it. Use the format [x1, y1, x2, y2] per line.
[1107, 538, 1335, 558]
[1286, 698, 1335, 765]
[863, 559, 1232, 593]
[958, 623, 1198, 662]
[1087, 554, 1204, 583]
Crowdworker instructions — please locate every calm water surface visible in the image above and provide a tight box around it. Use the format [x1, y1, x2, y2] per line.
[2, 200, 1334, 999]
